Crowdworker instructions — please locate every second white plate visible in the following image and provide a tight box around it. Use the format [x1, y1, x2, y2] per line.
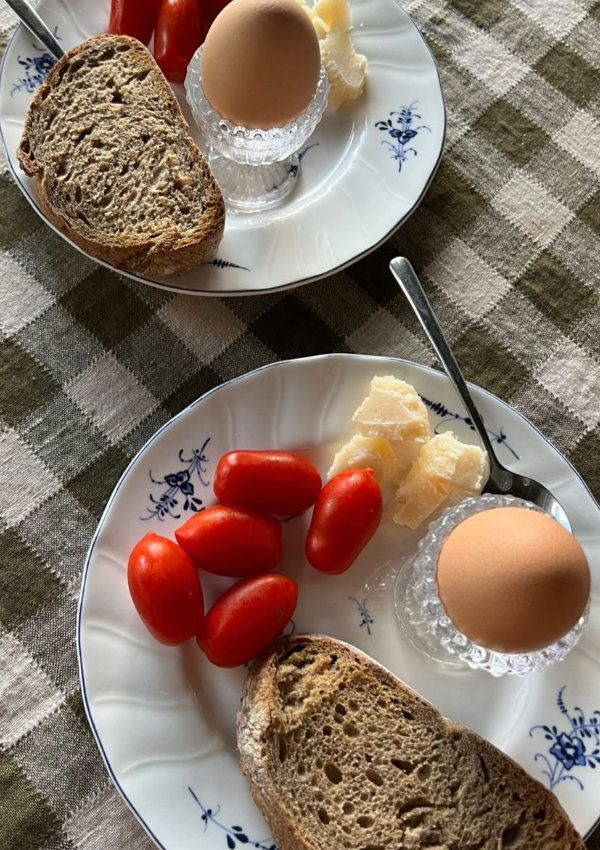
[0, 0, 445, 295]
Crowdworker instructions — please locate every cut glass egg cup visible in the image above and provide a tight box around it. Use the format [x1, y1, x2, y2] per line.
[186, 47, 328, 213]
[395, 493, 589, 677]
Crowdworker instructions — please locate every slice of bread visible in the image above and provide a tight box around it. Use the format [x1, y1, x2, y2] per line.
[238, 635, 584, 850]
[18, 35, 224, 277]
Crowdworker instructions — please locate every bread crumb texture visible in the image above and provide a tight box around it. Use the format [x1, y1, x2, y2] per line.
[238, 637, 584, 850]
[19, 36, 224, 276]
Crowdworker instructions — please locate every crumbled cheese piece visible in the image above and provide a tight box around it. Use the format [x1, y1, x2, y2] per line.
[328, 434, 399, 487]
[295, 0, 367, 108]
[418, 432, 488, 493]
[387, 467, 449, 530]
[353, 375, 431, 444]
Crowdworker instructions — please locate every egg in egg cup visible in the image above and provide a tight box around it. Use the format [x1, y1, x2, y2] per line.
[395, 493, 590, 677]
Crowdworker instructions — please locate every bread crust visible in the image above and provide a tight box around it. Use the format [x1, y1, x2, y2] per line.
[18, 35, 225, 278]
[237, 635, 585, 850]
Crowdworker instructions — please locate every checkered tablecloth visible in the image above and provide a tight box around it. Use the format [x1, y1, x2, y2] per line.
[1, 0, 599, 847]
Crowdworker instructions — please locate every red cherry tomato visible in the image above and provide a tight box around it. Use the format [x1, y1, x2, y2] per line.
[109, 0, 162, 44]
[175, 504, 282, 577]
[214, 450, 322, 516]
[154, 0, 204, 83]
[197, 573, 298, 667]
[306, 469, 382, 574]
[127, 533, 204, 644]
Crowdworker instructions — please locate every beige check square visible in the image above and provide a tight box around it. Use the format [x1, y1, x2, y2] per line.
[67, 353, 158, 444]
[158, 296, 245, 362]
[0, 253, 54, 337]
[492, 172, 574, 248]
[65, 785, 152, 850]
[0, 629, 63, 750]
[513, 0, 587, 38]
[425, 238, 511, 320]
[535, 338, 600, 427]
[460, 30, 529, 96]
[553, 110, 600, 178]
[0, 430, 61, 527]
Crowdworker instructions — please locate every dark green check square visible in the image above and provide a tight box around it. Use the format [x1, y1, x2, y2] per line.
[474, 99, 548, 166]
[535, 44, 598, 109]
[250, 296, 347, 360]
[578, 190, 600, 236]
[114, 316, 195, 401]
[68, 444, 130, 518]
[515, 252, 597, 334]
[569, 429, 600, 501]
[454, 324, 530, 400]
[0, 751, 62, 850]
[427, 39, 451, 66]
[66, 689, 89, 728]
[349, 250, 400, 306]
[447, 0, 509, 28]
[162, 365, 220, 419]
[0, 528, 62, 630]
[0, 339, 59, 426]
[60, 267, 153, 349]
[422, 161, 487, 238]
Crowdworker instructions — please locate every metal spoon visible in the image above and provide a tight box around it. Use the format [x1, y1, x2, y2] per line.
[389, 256, 571, 531]
[4, 0, 64, 59]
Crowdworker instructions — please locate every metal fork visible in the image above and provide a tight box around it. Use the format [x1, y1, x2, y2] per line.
[390, 256, 571, 531]
[3, 0, 64, 59]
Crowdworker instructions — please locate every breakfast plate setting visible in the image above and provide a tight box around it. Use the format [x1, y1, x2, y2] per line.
[0, 0, 445, 295]
[1, 0, 599, 848]
[78, 353, 600, 850]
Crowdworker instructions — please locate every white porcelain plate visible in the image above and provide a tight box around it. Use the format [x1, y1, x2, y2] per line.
[0, 0, 444, 296]
[78, 354, 600, 849]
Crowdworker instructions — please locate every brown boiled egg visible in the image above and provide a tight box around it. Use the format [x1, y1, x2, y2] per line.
[201, 0, 321, 129]
[436, 507, 590, 654]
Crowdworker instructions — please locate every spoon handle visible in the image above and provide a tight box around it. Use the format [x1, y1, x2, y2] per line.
[4, 0, 64, 59]
[389, 257, 507, 485]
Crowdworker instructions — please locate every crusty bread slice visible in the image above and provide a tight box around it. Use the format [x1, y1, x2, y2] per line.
[238, 635, 584, 850]
[18, 35, 224, 277]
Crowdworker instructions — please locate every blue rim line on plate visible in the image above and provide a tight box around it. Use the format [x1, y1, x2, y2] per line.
[0, 7, 446, 297]
[76, 353, 600, 849]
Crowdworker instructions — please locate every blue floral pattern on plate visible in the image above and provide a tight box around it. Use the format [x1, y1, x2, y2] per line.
[204, 259, 251, 272]
[375, 102, 430, 172]
[349, 596, 374, 635]
[141, 439, 210, 521]
[11, 28, 60, 96]
[190, 788, 277, 849]
[421, 396, 520, 460]
[530, 687, 600, 790]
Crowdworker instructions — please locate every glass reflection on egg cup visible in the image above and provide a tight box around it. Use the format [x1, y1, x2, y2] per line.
[395, 493, 589, 677]
[185, 47, 328, 213]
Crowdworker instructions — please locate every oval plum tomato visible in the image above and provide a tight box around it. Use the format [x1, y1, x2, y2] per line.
[197, 573, 298, 667]
[214, 450, 322, 516]
[127, 533, 204, 645]
[175, 504, 282, 577]
[109, 0, 162, 44]
[306, 468, 382, 574]
[154, 0, 204, 83]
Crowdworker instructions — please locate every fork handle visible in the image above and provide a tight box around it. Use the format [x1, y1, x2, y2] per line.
[390, 257, 511, 490]
[4, 0, 64, 59]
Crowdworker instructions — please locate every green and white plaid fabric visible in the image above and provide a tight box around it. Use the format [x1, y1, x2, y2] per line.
[0, 0, 599, 847]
